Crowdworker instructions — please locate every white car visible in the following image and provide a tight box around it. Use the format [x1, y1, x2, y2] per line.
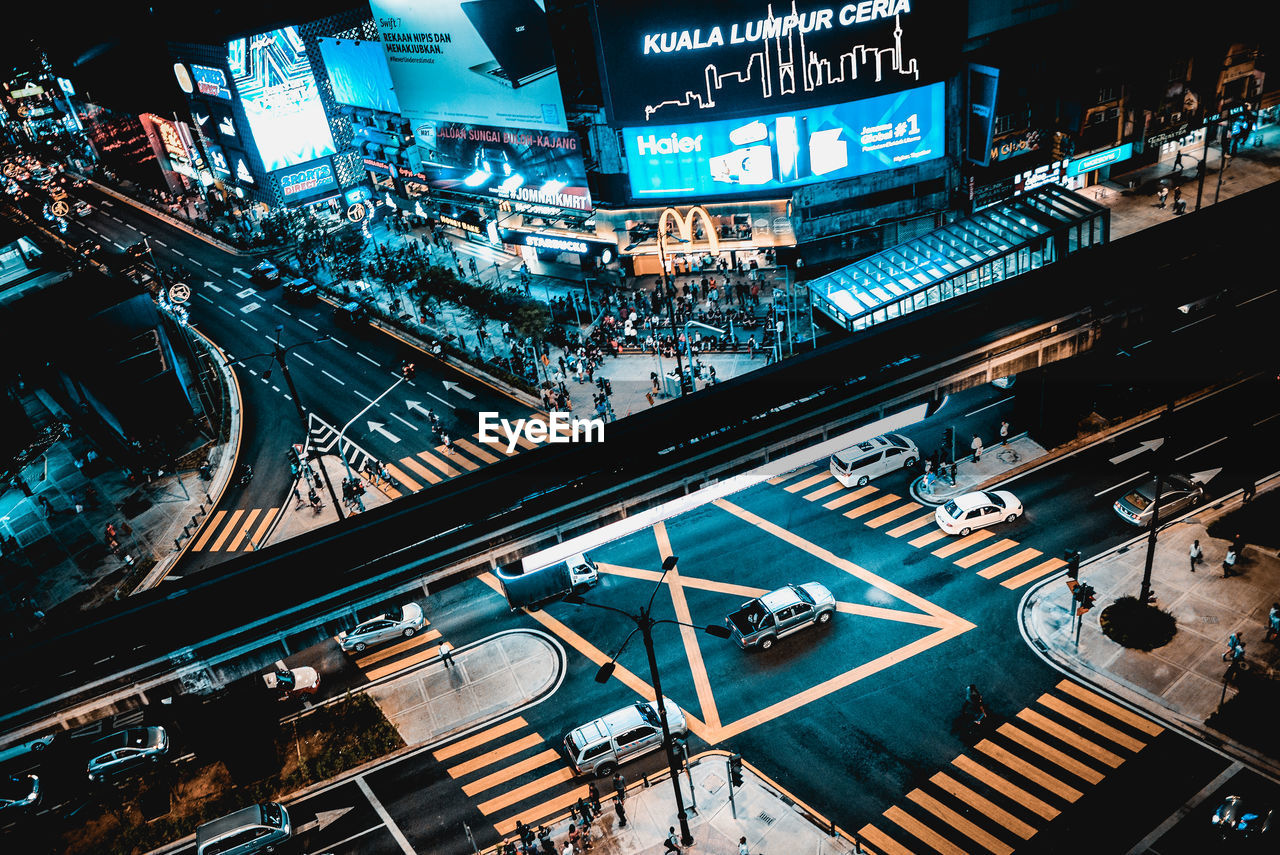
[0, 733, 57, 766]
[338, 603, 425, 652]
[935, 490, 1023, 536]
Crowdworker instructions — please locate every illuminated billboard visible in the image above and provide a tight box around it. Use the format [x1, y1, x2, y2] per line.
[207, 144, 231, 178]
[368, 0, 568, 132]
[623, 82, 943, 200]
[593, 0, 954, 125]
[317, 38, 401, 114]
[274, 157, 339, 202]
[412, 120, 591, 211]
[192, 64, 233, 100]
[228, 27, 337, 172]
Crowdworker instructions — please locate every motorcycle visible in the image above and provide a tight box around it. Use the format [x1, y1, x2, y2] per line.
[234, 463, 253, 487]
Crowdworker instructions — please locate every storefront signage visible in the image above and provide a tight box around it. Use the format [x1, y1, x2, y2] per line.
[990, 129, 1042, 163]
[1144, 121, 1191, 149]
[440, 214, 481, 235]
[1066, 142, 1132, 176]
[191, 64, 232, 100]
[971, 176, 1015, 211]
[345, 186, 373, 205]
[10, 83, 45, 99]
[500, 228, 616, 258]
[276, 158, 338, 199]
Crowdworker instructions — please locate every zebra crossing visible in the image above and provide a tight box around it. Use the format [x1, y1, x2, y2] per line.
[767, 467, 1065, 590]
[857, 679, 1163, 854]
[343, 622, 446, 683]
[432, 716, 584, 838]
[189, 506, 279, 552]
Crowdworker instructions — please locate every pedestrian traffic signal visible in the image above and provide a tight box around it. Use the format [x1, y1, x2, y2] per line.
[728, 753, 743, 787]
[1065, 549, 1081, 580]
[1077, 583, 1096, 613]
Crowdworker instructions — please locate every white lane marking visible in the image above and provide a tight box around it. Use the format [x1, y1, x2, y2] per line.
[172, 249, 185, 257]
[100, 199, 113, 206]
[1174, 436, 1228, 462]
[205, 282, 222, 292]
[241, 302, 261, 313]
[153, 239, 167, 247]
[390, 412, 418, 431]
[1094, 471, 1149, 498]
[273, 304, 292, 316]
[963, 396, 1014, 419]
[235, 288, 256, 299]
[1252, 412, 1280, 427]
[235, 269, 252, 279]
[218, 305, 235, 317]
[357, 352, 380, 366]
[299, 319, 319, 331]
[355, 391, 375, 403]
[247, 369, 258, 377]
[196, 293, 214, 304]
[1125, 762, 1243, 855]
[112, 241, 126, 250]
[294, 354, 315, 367]
[1236, 289, 1276, 308]
[427, 391, 454, 409]
[86, 226, 99, 234]
[330, 337, 349, 348]
[1171, 315, 1214, 334]
[356, 778, 415, 855]
[1132, 340, 1151, 348]
[322, 370, 346, 386]
[240, 320, 258, 331]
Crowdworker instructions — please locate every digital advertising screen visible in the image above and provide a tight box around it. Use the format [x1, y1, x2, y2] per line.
[191, 64, 233, 101]
[317, 38, 402, 114]
[593, 0, 954, 125]
[413, 121, 591, 211]
[227, 27, 337, 172]
[623, 82, 943, 200]
[274, 157, 339, 202]
[368, 0, 568, 133]
[206, 143, 231, 178]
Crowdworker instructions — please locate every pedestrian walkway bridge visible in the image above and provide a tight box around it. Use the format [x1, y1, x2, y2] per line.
[806, 184, 1109, 332]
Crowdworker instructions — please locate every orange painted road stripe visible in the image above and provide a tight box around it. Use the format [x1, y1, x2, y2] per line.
[843, 494, 900, 520]
[476, 433, 519, 456]
[1001, 557, 1067, 589]
[1055, 681, 1164, 737]
[454, 436, 499, 463]
[823, 485, 876, 509]
[462, 749, 561, 796]
[867, 502, 921, 528]
[929, 772, 1035, 840]
[974, 739, 1082, 802]
[247, 507, 278, 550]
[225, 508, 262, 551]
[767, 465, 814, 485]
[786, 472, 832, 493]
[857, 824, 918, 855]
[511, 432, 538, 450]
[883, 804, 969, 855]
[997, 723, 1104, 784]
[804, 482, 845, 502]
[887, 513, 937, 538]
[475, 767, 574, 815]
[932, 529, 995, 558]
[417, 451, 460, 477]
[446, 733, 545, 778]
[977, 547, 1041, 579]
[952, 755, 1059, 821]
[1035, 696, 1148, 752]
[363, 645, 441, 682]
[352, 629, 442, 668]
[909, 529, 949, 548]
[399, 456, 443, 484]
[441, 447, 479, 470]
[1016, 709, 1123, 768]
[494, 790, 585, 837]
[382, 462, 422, 492]
[208, 509, 244, 551]
[433, 717, 528, 761]
[191, 510, 226, 551]
[907, 788, 1013, 855]
[955, 538, 1019, 569]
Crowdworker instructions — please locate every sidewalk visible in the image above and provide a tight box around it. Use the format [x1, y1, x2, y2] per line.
[1022, 476, 1280, 770]
[264, 452, 396, 547]
[905, 434, 1049, 506]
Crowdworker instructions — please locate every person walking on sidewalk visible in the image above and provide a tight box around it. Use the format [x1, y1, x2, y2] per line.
[1157, 185, 1169, 208]
[613, 797, 627, 828]
[587, 783, 602, 817]
[999, 420, 1009, 446]
[438, 641, 455, 667]
[612, 772, 626, 802]
[739, 836, 751, 855]
[1223, 546, 1238, 578]
[971, 434, 984, 462]
[1223, 632, 1245, 662]
[1173, 149, 1184, 173]
[1189, 539, 1203, 572]
[663, 827, 681, 853]
[1266, 603, 1280, 642]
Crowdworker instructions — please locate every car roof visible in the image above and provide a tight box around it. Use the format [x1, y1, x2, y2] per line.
[951, 492, 992, 510]
[833, 435, 892, 463]
[197, 804, 267, 842]
[759, 586, 803, 611]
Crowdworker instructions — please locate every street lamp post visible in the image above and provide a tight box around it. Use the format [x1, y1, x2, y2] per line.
[336, 375, 406, 508]
[656, 232, 689, 396]
[565, 555, 731, 847]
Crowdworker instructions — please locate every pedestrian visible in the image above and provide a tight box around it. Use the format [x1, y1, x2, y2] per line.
[613, 772, 626, 801]
[1223, 546, 1238, 577]
[37, 494, 54, 516]
[1172, 185, 1183, 210]
[739, 836, 750, 855]
[442, 432, 454, 455]
[971, 434, 983, 462]
[664, 827, 681, 853]
[561, 839, 574, 855]
[587, 783, 601, 816]
[1189, 539, 1202, 572]
[1157, 185, 1168, 208]
[517, 821, 535, 849]
[613, 797, 627, 828]
[293, 486, 304, 508]
[1173, 149, 1183, 172]
[567, 824, 582, 852]
[379, 462, 391, 484]
[439, 640, 455, 667]
[747, 336, 757, 359]
[999, 419, 1009, 446]
[1242, 480, 1255, 503]
[576, 796, 592, 823]
[538, 826, 555, 855]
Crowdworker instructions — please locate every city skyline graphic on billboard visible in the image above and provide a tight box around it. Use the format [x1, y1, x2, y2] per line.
[228, 27, 337, 172]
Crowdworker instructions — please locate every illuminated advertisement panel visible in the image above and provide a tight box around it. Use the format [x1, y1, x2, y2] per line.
[192, 64, 233, 100]
[206, 143, 232, 178]
[412, 120, 591, 211]
[593, 0, 954, 125]
[274, 156, 339, 202]
[317, 38, 401, 114]
[368, 0, 567, 132]
[623, 82, 943, 200]
[227, 27, 337, 172]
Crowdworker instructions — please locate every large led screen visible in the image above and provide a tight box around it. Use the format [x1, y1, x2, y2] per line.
[228, 27, 337, 172]
[623, 82, 943, 200]
[593, 0, 954, 125]
[317, 38, 401, 114]
[368, 0, 567, 133]
[412, 121, 591, 211]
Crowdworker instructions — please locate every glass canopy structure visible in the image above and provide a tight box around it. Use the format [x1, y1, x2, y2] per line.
[807, 185, 1109, 332]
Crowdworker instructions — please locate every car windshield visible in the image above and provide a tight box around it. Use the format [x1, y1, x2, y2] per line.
[1124, 491, 1150, 511]
[942, 500, 962, 519]
[982, 491, 1006, 508]
[791, 585, 815, 605]
[565, 732, 579, 754]
[636, 703, 661, 727]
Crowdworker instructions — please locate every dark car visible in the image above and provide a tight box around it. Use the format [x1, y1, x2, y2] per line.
[0, 774, 40, 814]
[250, 260, 280, 286]
[335, 299, 371, 326]
[76, 238, 102, 257]
[85, 726, 169, 782]
[1211, 795, 1272, 840]
[282, 276, 318, 304]
[124, 242, 149, 261]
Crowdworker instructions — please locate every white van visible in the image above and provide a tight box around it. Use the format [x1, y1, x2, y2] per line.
[564, 698, 686, 777]
[828, 433, 919, 487]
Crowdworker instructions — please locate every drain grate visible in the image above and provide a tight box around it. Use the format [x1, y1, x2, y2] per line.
[757, 811, 776, 826]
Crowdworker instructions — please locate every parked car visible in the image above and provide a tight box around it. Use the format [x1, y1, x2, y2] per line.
[0, 733, 57, 766]
[196, 802, 292, 855]
[249, 259, 280, 286]
[829, 433, 919, 487]
[1113, 472, 1204, 527]
[935, 490, 1024, 536]
[334, 299, 371, 326]
[339, 603, 425, 653]
[282, 276, 318, 304]
[85, 726, 169, 782]
[262, 666, 320, 700]
[563, 698, 686, 777]
[726, 583, 836, 651]
[1211, 795, 1272, 840]
[0, 774, 40, 814]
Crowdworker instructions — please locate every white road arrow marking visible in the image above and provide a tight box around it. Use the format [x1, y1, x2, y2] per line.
[295, 806, 355, 835]
[1188, 467, 1223, 485]
[406, 400, 433, 418]
[368, 421, 401, 443]
[205, 280, 222, 293]
[442, 380, 475, 400]
[233, 267, 250, 279]
[1108, 437, 1165, 465]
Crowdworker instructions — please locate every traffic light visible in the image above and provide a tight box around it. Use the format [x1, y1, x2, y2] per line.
[1065, 550, 1081, 580]
[603, 379, 612, 397]
[1077, 583, 1096, 614]
[728, 753, 744, 787]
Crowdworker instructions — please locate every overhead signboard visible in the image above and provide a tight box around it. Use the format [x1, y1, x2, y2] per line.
[10, 83, 45, 99]
[500, 228, 616, 259]
[317, 37, 402, 114]
[623, 82, 943, 200]
[1066, 142, 1132, 176]
[412, 120, 591, 211]
[228, 27, 337, 172]
[206, 143, 231, 177]
[593, 0, 952, 125]
[368, 0, 568, 132]
[191, 64, 233, 100]
[274, 156, 339, 202]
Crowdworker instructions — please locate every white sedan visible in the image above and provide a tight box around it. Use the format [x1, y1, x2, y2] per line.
[935, 490, 1024, 536]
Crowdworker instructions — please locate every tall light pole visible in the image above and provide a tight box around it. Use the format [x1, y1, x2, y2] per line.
[655, 229, 688, 396]
[565, 555, 731, 847]
[337, 374, 406, 506]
